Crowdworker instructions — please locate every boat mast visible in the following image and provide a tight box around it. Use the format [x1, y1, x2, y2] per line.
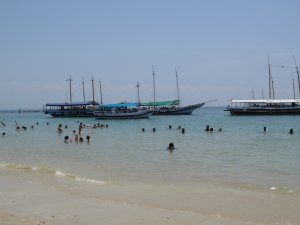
[152, 65, 156, 103]
[268, 55, 272, 99]
[82, 78, 86, 102]
[262, 90, 265, 99]
[66, 76, 72, 103]
[92, 77, 95, 104]
[272, 78, 275, 99]
[175, 67, 180, 105]
[251, 89, 255, 100]
[136, 81, 141, 105]
[293, 75, 296, 99]
[293, 56, 300, 98]
[99, 79, 103, 104]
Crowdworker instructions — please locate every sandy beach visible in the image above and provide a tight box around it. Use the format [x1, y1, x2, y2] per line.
[1, 168, 299, 225]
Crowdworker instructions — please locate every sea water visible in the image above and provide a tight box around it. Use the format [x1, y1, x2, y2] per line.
[1, 107, 300, 194]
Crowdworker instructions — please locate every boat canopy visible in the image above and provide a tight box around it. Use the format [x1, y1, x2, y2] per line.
[141, 100, 180, 106]
[231, 99, 300, 104]
[46, 101, 97, 107]
[97, 102, 138, 108]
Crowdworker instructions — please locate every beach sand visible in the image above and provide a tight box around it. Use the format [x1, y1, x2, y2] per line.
[1, 169, 299, 225]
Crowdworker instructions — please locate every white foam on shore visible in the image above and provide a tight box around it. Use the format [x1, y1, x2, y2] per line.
[0, 163, 110, 186]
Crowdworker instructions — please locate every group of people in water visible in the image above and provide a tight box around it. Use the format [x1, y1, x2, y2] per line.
[263, 126, 294, 134]
[0, 118, 296, 153]
[58, 122, 109, 144]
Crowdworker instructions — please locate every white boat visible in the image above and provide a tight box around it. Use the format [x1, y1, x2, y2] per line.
[94, 103, 154, 119]
[225, 56, 300, 116]
[226, 99, 300, 115]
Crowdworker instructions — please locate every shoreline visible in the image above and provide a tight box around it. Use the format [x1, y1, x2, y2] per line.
[1, 168, 300, 225]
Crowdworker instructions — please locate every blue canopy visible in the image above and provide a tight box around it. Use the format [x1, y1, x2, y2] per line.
[97, 102, 138, 108]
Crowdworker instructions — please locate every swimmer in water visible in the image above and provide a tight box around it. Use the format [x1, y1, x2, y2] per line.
[64, 136, 69, 143]
[167, 142, 175, 151]
[86, 135, 90, 143]
[57, 124, 63, 133]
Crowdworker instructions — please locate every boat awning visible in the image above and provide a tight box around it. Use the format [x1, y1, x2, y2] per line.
[141, 100, 180, 106]
[231, 99, 300, 104]
[97, 102, 138, 108]
[46, 101, 98, 106]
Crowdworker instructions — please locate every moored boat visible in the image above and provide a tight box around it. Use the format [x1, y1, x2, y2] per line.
[94, 103, 154, 119]
[141, 100, 205, 115]
[44, 77, 99, 117]
[225, 99, 300, 115]
[146, 67, 206, 115]
[226, 56, 300, 116]
[44, 101, 98, 117]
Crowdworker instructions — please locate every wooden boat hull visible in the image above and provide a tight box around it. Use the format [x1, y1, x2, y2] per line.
[94, 110, 154, 119]
[155, 103, 205, 115]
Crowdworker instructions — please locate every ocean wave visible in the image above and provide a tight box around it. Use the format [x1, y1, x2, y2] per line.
[240, 183, 300, 195]
[0, 163, 110, 185]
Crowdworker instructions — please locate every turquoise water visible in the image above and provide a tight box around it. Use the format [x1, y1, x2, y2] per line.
[1, 107, 300, 192]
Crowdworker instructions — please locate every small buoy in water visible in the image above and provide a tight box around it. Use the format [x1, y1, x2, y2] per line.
[2, 132, 5, 136]
[218, 128, 222, 132]
[263, 127, 267, 132]
[153, 128, 156, 132]
[289, 128, 294, 134]
[181, 128, 185, 134]
[142, 128, 145, 132]
[169, 125, 172, 129]
[65, 125, 68, 129]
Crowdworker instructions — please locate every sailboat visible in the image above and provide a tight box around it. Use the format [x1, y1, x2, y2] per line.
[93, 81, 154, 119]
[142, 67, 206, 115]
[225, 57, 300, 115]
[44, 77, 99, 117]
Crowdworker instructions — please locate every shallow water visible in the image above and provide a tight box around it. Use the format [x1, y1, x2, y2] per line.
[1, 107, 300, 193]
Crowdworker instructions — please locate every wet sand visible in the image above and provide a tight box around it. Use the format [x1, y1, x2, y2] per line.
[1, 169, 300, 225]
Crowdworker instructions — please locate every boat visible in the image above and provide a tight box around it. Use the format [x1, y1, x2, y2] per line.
[142, 67, 206, 115]
[225, 56, 300, 115]
[44, 101, 98, 117]
[44, 77, 99, 117]
[226, 99, 300, 115]
[141, 100, 206, 115]
[94, 102, 154, 119]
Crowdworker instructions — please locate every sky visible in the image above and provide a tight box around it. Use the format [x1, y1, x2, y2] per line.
[1, 0, 300, 109]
